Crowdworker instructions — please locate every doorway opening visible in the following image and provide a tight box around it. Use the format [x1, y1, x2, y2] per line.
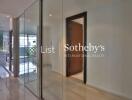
[66, 12, 87, 84]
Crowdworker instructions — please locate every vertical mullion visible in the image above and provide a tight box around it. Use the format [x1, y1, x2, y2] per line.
[38, 0, 43, 99]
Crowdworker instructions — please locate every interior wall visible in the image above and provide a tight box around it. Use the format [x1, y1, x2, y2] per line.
[61, 0, 132, 99]
[42, 0, 132, 99]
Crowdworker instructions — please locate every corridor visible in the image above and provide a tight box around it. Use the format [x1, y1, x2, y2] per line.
[0, 0, 132, 100]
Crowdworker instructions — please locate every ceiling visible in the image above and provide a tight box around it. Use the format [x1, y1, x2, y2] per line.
[0, 13, 10, 31]
[0, 0, 36, 17]
[0, 0, 36, 31]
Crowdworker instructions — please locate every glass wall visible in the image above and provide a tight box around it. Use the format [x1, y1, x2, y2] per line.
[42, 0, 63, 100]
[19, 1, 39, 96]
[19, 14, 25, 82]
[17, 0, 132, 100]
[18, 0, 64, 99]
[0, 31, 10, 70]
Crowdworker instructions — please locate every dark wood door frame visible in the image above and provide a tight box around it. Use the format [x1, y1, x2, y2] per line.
[66, 12, 87, 84]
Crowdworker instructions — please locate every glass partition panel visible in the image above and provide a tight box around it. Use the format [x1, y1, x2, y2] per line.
[42, 0, 63, 100]
[24, 1, 39, 96]
[19, 14, 25, 83]
[0, 31, 10, 71]
[19, 1, 40, 96]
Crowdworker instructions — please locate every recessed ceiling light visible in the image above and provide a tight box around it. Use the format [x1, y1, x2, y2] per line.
[6, 15, 10, 18]
[49, 14, 52, 17]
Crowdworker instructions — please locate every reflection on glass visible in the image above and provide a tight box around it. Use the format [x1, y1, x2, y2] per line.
[42, 0, 63, 100]
[19, 14, 25, 83]
[24, 1, 39, 96]
[19, 1, 39, 96]
[0, 31, 10, 70]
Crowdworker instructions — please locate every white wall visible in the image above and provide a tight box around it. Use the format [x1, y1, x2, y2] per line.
[62, 0, 132, 99]
[42, 0, 132, 99]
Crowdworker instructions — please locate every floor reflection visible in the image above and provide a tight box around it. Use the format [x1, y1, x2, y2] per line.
[0, 66, 38, 100]
[19, 60, 38, 96]
[24, 65, 129, 100]
[0, 65, 130, 100]
[43, 66, 129, 100]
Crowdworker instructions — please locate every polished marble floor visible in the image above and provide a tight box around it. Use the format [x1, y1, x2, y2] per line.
[25, 66, 130, 100]
[71, 72, 83, 81]
[42, 69, 130, 100]
[0, 66, 131, 100]
[0, 66, 38, 100]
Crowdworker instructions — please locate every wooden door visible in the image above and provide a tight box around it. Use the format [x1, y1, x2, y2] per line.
[67, 21, 83, 76]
